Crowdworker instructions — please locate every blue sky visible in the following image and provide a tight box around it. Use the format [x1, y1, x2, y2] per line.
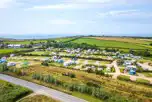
[0, 0, 152, 37]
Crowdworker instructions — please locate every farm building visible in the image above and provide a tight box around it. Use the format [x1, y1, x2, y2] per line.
[8, 44, 22, 48]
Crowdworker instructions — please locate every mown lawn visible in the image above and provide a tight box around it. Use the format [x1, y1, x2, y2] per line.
[71, 38, 150, 50]
[0, 79, 32, 102]
[19, 95, 59, 102]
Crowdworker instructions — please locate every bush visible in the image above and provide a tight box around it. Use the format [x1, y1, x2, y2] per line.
[136, 66, 144, 72]
[41, 61, 49, 66]
[69, 73, 76, 78]
[62, 72, 76, 78]
[136, 78, 150, 85]
[0, 63, 8, 72]
[8, 68, 26, 76]
[120, 68, 124, 73]
[111, 66, 115, 72]
[0, 80, 32, 102]
[95, 70, 105, 75]
[86, 81, 100, 88]
[86, 68, 94, 73]
[117, 75, 130, 81]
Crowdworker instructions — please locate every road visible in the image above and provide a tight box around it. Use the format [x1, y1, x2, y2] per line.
[0, 74, 87, 102]
[110, 60, 121, 79]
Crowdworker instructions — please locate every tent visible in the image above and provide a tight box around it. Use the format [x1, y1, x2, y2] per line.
[0, 57, 7, 63]
[129, 68, 136, 75]
[57, 59, 64, 63]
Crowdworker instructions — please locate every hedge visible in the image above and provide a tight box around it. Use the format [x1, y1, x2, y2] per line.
[117, 75, 130, 81]
[136, 78, 150, 85]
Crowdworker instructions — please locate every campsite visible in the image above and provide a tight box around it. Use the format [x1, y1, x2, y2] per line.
[0, 36, 152, 102]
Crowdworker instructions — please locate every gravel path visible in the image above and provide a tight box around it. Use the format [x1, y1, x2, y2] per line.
[0, 74, 87, 102]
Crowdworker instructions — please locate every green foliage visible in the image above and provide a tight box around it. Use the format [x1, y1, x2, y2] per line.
[136, 66, 144, 72]
[130, 49, 151, 57]
[8, 67, 26, 76]
[62, 72, 76, 78]
[86, 81, 100, 88]
[111, 66, 115, 72]
[106, 95, 135, 102]
[86, 68, 94, 73]
[41, 61, 49, 66]
[117, 75, 130, 81]
[18, 95, 58, 102]
[136, 78, 150, 85]
[0, 63, 8, 72]
[0, 80, 32, 102]
[45, 39, 98, 50]
[117, 59, 124, 66]
[95, 70, 105, 75]
[31, 73, 133, 101]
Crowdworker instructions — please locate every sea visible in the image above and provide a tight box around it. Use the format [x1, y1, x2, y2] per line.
[0, 34, 83, 40]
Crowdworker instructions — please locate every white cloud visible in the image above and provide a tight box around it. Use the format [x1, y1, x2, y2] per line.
[49, 19, 76, 25]
[98, 10, 152, 17]
[0, 0, 14, 8]
[108, 10, 138, 16]
[70, 0, 112, 3]
[26, 4, 83, 10]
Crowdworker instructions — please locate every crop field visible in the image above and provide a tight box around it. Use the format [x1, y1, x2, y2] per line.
[93, 37, 152, 45]
[0, 79, 32, 102]
[19, 94, 59, 102]
[71, 38, 150, 50]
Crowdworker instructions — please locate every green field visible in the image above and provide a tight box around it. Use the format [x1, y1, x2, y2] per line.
[0, 79, 32, 102]
[55, 37, 75, 42]
[71, 38, 151, 50]
[0, 48, 28, 55]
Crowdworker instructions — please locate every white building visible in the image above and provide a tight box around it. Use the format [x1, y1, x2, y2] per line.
[8, 44, 22, 48]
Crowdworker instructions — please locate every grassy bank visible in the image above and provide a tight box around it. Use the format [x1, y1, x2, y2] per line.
[18, 95, 59, 102]
[0, 79, 32, 102]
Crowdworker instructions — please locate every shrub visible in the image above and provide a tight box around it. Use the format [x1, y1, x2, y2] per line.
[86, 81, 100, 88]
[8, 68, 25, 76]
[136, 78, 150, 85]
[41, 61, 49, 66]
[117, 75, 130, 81]
[69, 73, 76, 78]
[111, 66, 115, 72]
[86, 68, 94, 73]
[0, 80, 32, 102]
[62, 72, 76, 78]
[120, 68, 124, 73]
[0, 63, 8, 72]
[136, 66, 144, 72]
[95, 70, 105, 75]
